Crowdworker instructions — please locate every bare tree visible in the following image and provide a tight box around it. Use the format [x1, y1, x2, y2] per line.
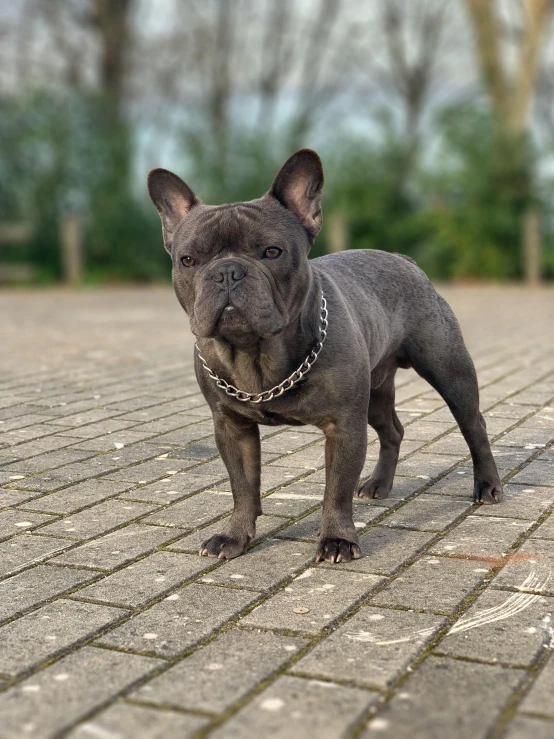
[377, 0, 453, 150]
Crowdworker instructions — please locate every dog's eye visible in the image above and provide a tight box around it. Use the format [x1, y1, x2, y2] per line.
[181, 256, 195, 268]
[263, 247, 282, 260]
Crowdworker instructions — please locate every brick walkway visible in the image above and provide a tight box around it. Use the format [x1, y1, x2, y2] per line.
[0, 285, 553, 739]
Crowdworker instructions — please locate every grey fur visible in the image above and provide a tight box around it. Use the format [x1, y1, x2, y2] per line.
[147, 149, 502, 564]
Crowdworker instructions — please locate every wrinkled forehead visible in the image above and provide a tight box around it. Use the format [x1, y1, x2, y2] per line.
[173, 199, 295, 255]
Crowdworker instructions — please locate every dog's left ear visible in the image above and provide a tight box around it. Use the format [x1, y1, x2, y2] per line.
[269, 149, 324, 241]
[147, 168, 200, 252]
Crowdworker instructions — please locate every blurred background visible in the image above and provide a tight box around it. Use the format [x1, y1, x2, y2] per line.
[0, 0, 553, 285]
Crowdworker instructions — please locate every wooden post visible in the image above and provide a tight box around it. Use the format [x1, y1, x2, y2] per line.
[522, 206, 541, 285]
[328, 211, 348, 253]
[60, 213, 83, 284]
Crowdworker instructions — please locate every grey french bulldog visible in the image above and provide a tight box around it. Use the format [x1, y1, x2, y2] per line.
[147, 149, 502, 564]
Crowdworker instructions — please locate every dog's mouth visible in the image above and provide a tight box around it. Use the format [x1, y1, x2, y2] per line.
[215, 301, 250, 332]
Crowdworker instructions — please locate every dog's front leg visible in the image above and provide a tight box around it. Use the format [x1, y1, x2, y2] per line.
[199, 409, 262, 560]
[315, 416, 367, 564]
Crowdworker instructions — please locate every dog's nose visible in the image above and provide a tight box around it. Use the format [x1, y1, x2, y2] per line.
[210, 261, 247, 288]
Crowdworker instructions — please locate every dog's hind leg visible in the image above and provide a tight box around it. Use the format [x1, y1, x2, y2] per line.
[406, 296, 502, 504]
[358, 370, 403, 499]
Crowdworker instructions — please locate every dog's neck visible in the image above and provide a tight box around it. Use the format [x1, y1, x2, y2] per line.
[196, 271, 322, 396]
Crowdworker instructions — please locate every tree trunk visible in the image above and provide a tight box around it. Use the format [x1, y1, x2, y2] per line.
[464, 0, 552, 283]
[522, 206, 542, 284]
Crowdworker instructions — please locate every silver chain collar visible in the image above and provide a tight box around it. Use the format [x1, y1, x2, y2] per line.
[195, 293, 328, 404]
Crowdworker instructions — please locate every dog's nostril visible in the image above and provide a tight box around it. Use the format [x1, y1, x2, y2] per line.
[211, 263, 246, 285]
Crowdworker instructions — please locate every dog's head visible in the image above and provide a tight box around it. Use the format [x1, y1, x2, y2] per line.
[147, 150, 324, 344]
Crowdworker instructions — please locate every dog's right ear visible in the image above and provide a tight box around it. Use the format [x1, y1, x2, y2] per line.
[147, 169, 199, 252]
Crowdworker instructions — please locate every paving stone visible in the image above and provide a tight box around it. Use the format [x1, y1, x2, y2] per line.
[0, 423, 61, 447]
[260, 430, 322, 455]
[538, 448, 554, 462]
[398, 397, 445, 413]
[39, 499, 157, 540]
[170, 458, 228, 479]
[420, 406, 458, 423]
[380, 494, 471, 532]
[97, 443, 170, 468]
[0, 565, 97, 622]
[0, 647, 161, 738]
[56, 419, 138, 439]
[0, 534, 73, 579]
[471, 483, 554, 521]
[481, 447, 537, 473]
[402, 420, 454, 441]
[0, 434, 79, 460]
[97, 583, 259, 656]
[511, 461, 554, 487]
[70, 429, 159, 452]
[362, 657, 522, 738]
[394, 452, 463, 481]
[520, 656, 554, 717]
[68, 703, 208, 738]
[291, 607, 445, 688]
[211, 675, 378, 739]
[0, 488, 44, 507]
[0, 599, 126, 675]
[141, 490, 234, 529]
[118, 403, 192, 423]
[76, 551, 211, 607]
[503, 716, 554, 739]
[214, 465, 310, 493]
[53, 524, 182, 570]
[241, 567, 383, 634]
[421, 432, 469, 456]
[105, 458, 197, 484]
[268, 443, 326, 470]
[429, 515, 532, 557]
[491, 538, 554, 596]
[138, 417, 212, 441]
[2, 448, 94, 475]
[7, 458, 121, 492]
[21, 478, 134, 514]
[0, 509, 55, 540]
[277, 506, 388, 541]
[371, 555, 492, 613]
[261, 483, 324, 517]
[532, 512, 554, 539]
[170, 437, 219, 460]
[0, 415, 56, 433]
[496, 426, 554, 448]
[325, 527, 434, 576]
[440, 589, 554, 665]
[133, 628, 306, 713]
[117, 473, 226, 504]
[201, 539, 315, 591]
[169, 513, 286, 552]
[425, 468, 475, 497]
[106, 395, 170, 412]
[482, 415, 521, 435]
[47, 409, 126, 427]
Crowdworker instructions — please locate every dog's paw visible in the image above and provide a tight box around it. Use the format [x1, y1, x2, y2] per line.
[357, 476, 393, 499]
[199, 533, 249, 560]
[314, 537, 362, 564]
[473, 480, 502, 505]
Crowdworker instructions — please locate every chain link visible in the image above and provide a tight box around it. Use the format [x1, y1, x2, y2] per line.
[195, 293, 328, 404]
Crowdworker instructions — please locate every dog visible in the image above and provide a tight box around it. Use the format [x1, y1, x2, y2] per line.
[147, 149, 502, 564]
